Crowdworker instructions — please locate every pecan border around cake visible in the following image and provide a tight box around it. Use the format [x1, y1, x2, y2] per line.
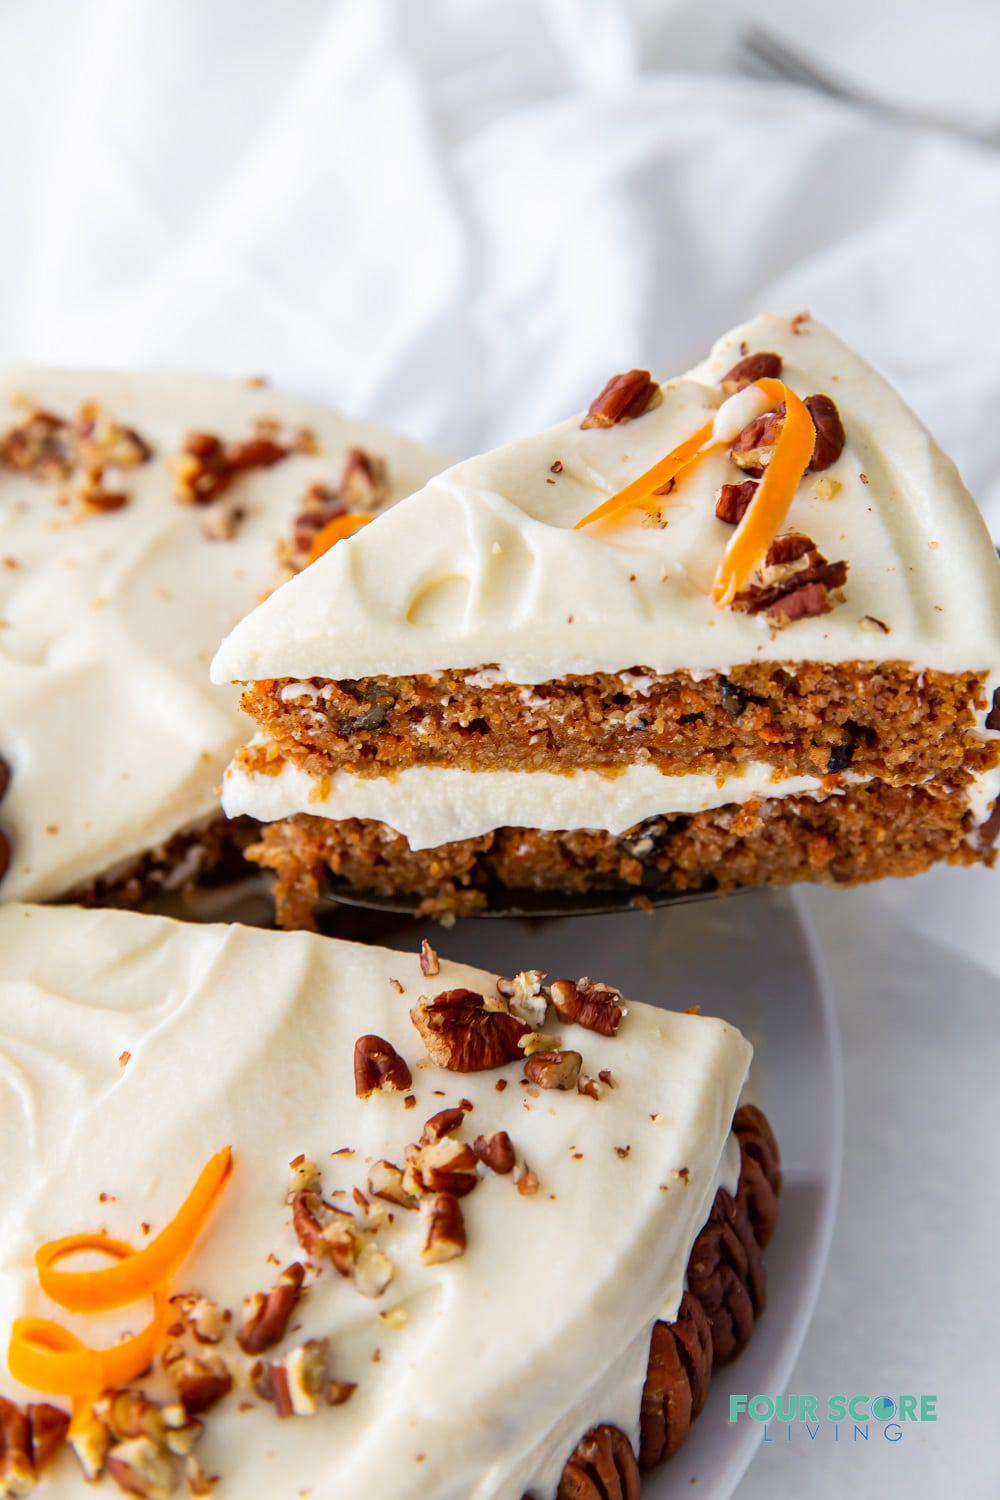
[539, 1104, 782, 1500]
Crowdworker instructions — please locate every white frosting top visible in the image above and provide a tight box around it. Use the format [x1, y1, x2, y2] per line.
[0, 904, 750, 1499]
[212, 312, 1000, 689]
[0, 370, 446, 900]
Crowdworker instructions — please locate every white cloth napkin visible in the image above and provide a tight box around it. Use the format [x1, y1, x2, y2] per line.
[2, 5, 998, 1493]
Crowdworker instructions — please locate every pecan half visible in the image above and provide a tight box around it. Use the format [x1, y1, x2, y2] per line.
[524, 1050, 582, 1090]
[410, 989, 529, 1071]
[804, 394, 845, 471]
[715, 479, 757, 525]
[472, 1131, 515, 1174]
[719, 351, 782, 394]
[237, 1263, 305, 1354]
[581, 370, 662, 430]
[549, 979, 625, 1036]
[421, 1194, 466, 1264]
[639, 1294, 713, 1468]
[354, 1034, 413, 1097]
[558, 1424, 641, 1500]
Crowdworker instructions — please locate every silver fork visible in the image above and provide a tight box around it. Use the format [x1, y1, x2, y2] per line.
[739, 24, 1000, 147]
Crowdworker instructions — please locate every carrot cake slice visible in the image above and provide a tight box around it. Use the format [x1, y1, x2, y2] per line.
[212, 313, 1000, 922]
[0, 903, 779, 1497]
[0, 369, 445, 908]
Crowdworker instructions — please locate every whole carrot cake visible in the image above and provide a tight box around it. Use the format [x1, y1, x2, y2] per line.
[0, 903, 779, 1497]
[0, 370, 445, 910]
[212, 313, 1000, 923]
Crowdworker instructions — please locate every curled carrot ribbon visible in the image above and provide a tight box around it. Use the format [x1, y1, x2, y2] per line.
[307, 511, 373, 565]
[8, 1147, 232, 1399]
[574, 377, 817, 608]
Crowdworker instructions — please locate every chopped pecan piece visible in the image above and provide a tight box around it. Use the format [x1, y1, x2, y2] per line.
[581, 370, 662, 430]
[549, 979, 625, 1036]
[421, 1194, 466, 1264]
[68, 1402, 111, 1480]
[354, 1034, 413, 1097]
[0, 831, 9, 884]
[237, 1263, 305, 1354]
[719, 351, 782, 394]
[421, 1107, 466, 1143]
[269, 1339, 329, 1418]
[524, 1050, 582, 1091]
[0, 408, 76, 479]
[168, 1353, 233, 1415]
[558, 1423, 641, 1500]
[715, 479, 757, 525]
[496, 969, 548, 1028]
[367, 1159, 419, 1209]
[173, 427, 288, 505]
[408, 1137, 479, 1197]
[29, 1403, 71, 1476]
[419, 938, 440, 977]
[730, 407, 785, 474]
[732, 532, 848, 624]
[472, 1131, 515, 1174]
[987, 687, 1000, 732]
[341, 447, 388, 510]
[94, 1390, 166, 1447]
[0, 1396, 35, 1494]
[169, 1293, 227, 1345]
[327, 1381, 357, 1407]
[410, 989, 529, 1071]
[105, 1436, 175, 1500]
[0, 756, 10, 804]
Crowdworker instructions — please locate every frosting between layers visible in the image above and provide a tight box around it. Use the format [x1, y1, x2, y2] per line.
[0, 904, 750, 1499]
[212, 313, 1000, 697]
[0, 370, 447, 901]
[222, 749, 833, 847]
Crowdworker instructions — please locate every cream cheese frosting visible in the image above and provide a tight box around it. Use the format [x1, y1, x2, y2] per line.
[0, 904, 751, 1499]
[221, 746, 833, 848]
[0, 370, 447, 901]
[211, 312, 1000, 695]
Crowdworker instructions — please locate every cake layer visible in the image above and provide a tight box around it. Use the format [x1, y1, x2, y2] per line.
[249, 779, 998, 925]
[0, 369, 446, 903]
[241, 661, 993, 782]
[212, 313, 1000, 691]
[0, 904, 751, 1499]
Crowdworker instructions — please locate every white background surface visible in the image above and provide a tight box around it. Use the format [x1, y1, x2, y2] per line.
[2, 2, 998, 1494]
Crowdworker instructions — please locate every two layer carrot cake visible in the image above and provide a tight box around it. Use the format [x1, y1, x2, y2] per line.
[212, 313, 1000, 922]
